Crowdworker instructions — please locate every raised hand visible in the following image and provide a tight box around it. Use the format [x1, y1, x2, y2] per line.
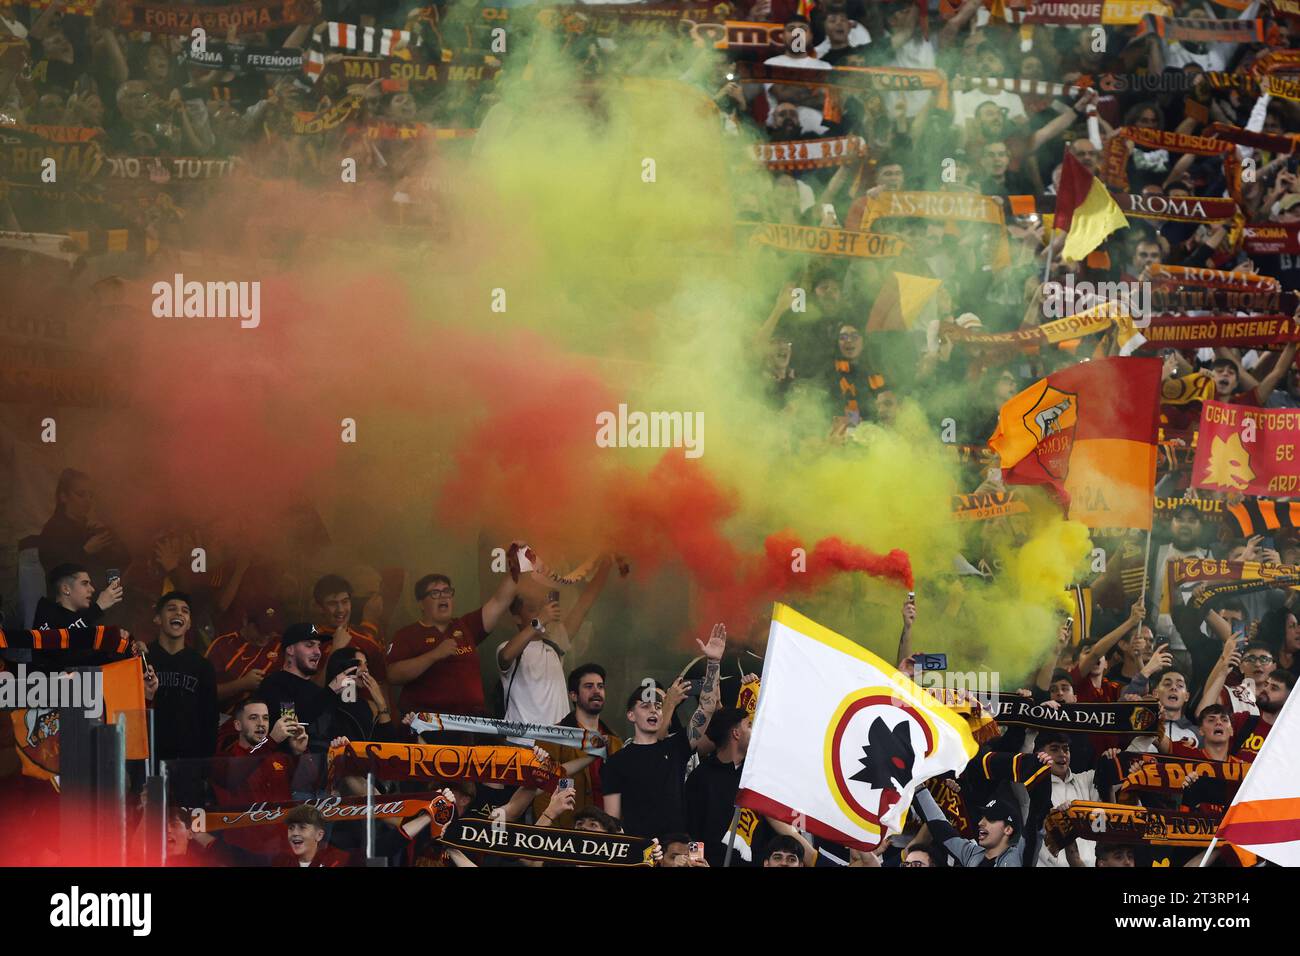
[697, 623, 727, 662]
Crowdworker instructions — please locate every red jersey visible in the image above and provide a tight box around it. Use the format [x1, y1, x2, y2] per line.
[210, 739, 296, 858]
[387, 610, 489, 716]
[1069, 666, 1121, 703]
[1231, 712, 1272, 762]
[206, 632, 282, 698]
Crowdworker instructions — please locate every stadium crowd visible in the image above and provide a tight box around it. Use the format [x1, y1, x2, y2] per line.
[2, 0, 1299, 867]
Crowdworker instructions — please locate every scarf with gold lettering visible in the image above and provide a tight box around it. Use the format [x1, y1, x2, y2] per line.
[737, 677, 760, 716]
[1147, 264, 1294, 314]
[0, 127, 104, 185]
[950, 491, 1029, 521]
[1155, 495, 1223, 516]
[1167, 557, 1300, 608]
[291, 95, 364, 136]
[1161, 372, 1216, 405]
[190, 793, 454, 832]
[924, 777, 976, 837]
[1078, 71, 1258, 96]
[941, 302, 1132, 352]
[752, 135, 865, 173]
[1141, 313, 1299, 349]
[439, 816, 657, 866]
[534, 2, 735, 39]
[1203, 122, 1300, 157]
[327, 740, 560, 790]
[845, 190, 1012, 268]
[1114, 752, 1246, 802]
[408, 713, 608, 755]
[117, 0, 314, 35]
[1148, 263, 1280, 292]
[1043, 801, 1218, 854]
[747, 223, 908, 259]
[1243, 222, 1300, 255]
[1104, 127, 1241, 203]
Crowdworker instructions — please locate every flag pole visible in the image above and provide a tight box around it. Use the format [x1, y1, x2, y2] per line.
[1198, 837, 1219, 867]
[722, 807, 742, 868]
[1042, 228, 1056, 284]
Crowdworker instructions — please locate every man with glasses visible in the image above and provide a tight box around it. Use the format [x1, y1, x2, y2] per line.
[387, 570, 523, 724]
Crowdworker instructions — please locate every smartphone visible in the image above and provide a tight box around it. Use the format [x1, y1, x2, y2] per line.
[1232, 619, 1248, 651]
[547, 589, 560, 604]
[558, 777, 574, 791]
[688, 841, 705, 862]
[913, 653, 948, 672]
[280, 702, 297, 724]
[106, 569, 121, 585]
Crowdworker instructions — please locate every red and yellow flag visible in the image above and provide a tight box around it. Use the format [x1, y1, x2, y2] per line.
[989, 357, 1162, 529]
[1055, 151, 1130, 262]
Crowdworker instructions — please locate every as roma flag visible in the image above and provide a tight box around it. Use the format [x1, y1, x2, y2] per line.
[989, 357, 1162, 529]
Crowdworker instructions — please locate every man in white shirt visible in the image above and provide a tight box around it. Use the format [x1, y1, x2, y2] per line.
[497, 558, 614, 728]
[762, 14, 832, 131]
[1149, 503, 1211, 673]
[1034, 734, 1101, 867]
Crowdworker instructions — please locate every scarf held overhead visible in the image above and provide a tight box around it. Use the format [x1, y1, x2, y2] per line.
[407, 712, 608, 755]
[327, 741, 560, 790]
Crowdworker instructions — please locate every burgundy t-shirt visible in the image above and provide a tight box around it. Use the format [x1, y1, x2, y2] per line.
[387, 610, 489, 716]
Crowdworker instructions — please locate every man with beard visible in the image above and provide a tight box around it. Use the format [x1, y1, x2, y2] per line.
[761, 15, 831, 135]
[766, 101, 819, 142]
[531, 663, 622, 828]
[258, 623, 341, 742]
[312, 574, 389, 695]
[685, 708, 769, 866]
[1231, 670, 1293, 761]
[144, 591, 217, 765]
[1150, 503, 1211, 669]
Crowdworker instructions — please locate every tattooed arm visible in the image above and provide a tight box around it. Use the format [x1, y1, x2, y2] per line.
[687, 624, 727, 752]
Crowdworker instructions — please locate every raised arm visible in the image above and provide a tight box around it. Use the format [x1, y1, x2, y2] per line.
[562, 557, 613, 637]
[1076, 600, 1145, 678]
[1195, 624, 1239, 718]
[480, 570, 522, 633]
[1036, 622, 1072, 691]
[1251, 340, 1299, 405]
[687, 624, 727, 751]
[897, 594, 916, 667]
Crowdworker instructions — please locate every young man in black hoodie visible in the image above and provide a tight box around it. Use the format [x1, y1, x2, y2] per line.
[29, 563, 126, 670]
[144, 591, 218, 764]
[685, 707, 770, 866]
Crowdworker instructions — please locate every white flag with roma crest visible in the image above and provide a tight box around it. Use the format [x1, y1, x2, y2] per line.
[736, 604, 977, 850]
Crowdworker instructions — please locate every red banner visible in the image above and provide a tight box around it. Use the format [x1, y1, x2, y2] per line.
[1244, 223, 1300, 255]
[1139, 313, 1300, 349]
[1192, 401, 1300, 496]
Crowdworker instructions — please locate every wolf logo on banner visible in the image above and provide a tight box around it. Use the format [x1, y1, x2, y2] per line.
[1023, 385, 1078, 480]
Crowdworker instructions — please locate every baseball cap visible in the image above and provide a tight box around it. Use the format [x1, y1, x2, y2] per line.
[978, 798, 1022, 837]
[280, 622, 320, 649]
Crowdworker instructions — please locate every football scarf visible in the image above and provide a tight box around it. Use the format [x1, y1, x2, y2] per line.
[1111, 192, 1239, 224]
[1167, 557, 1300, 608]
[190, 793, 454, 831]
[924, 777, 975, 838]
[1043, 800, 1218, 854]
[941, 302, 1131, 351]
[1080, 71, 1259, 95]
[1147, 264, 1280, 292]
[1203, 122, 1300, 157]
[116, 0, 313, 35]
[1139, 314, 1300, 350]
[327, 740, 561, 790]
[178, 41, 304, 75]
[1264, 73, 1300, 103]
[988, 693, 1161, 734]
[407, 713, 608, 756]
[1226, 499, 1300, 538]
[1243, 223, 1300, 255]
[1104, 127, 1241, 201]
[438, 817, 657, 866]
[291, 95, 364, 135]
[1135, 14, 1265, 43]
[752, 135, 865, 173]
[1155, 495, 1223, 516]
[950, 491, 1028, 521]
[1160, 372, 1216, 405]
[1115, 752, 1247, 800]
[737, 63, 950, 106]
[0, 627, 130, 655]
[747, 223, 908, 259]
[324, 21, 415, 55]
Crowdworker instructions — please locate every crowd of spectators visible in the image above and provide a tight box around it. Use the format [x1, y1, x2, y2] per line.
[2, 0, 1299, 867]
